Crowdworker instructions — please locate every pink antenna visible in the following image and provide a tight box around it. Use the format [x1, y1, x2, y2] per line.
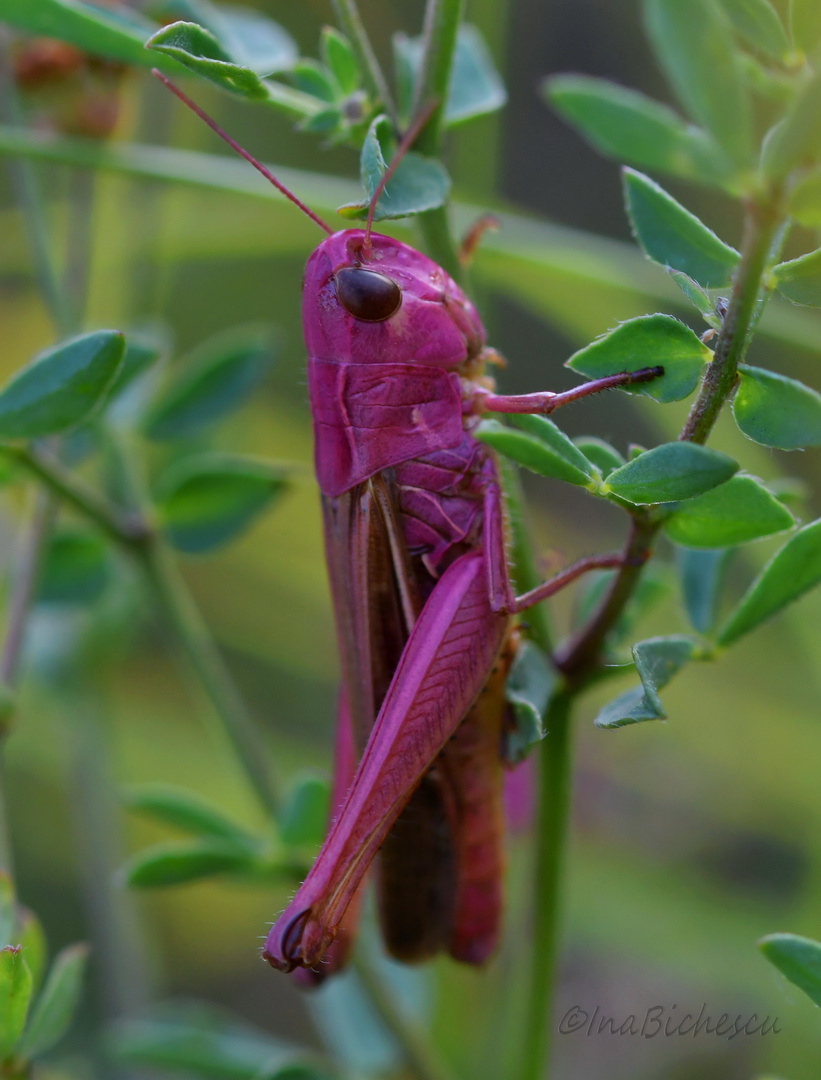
[152, 69, 333, 235]
[363, 99, 439, 256]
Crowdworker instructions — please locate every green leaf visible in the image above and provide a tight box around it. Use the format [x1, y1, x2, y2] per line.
[716, 0, 790, 57]
[644, 0, 753, 167]
[677, 546, 733, 634]
[109, 1003, 328, 1079]
[338, 114, 450, 221]
[668, 270, 722, 327]
[623, 169, 740, 288]
[156, 453, 289, 554]
[566, 313, 710, 403]
[475, 420, 595, 487]
[146, 21, 270, 99]
[0, 330, 125, 439]
[37, 529, 111, 606]
[664, 475, 796, 547]
[790, 0, 821, 53]
[123, 784, 259, 846]
[774, 247, 821, 307]
[759, 933, 821, 1007]
[16, 908, 47, 997]
[210, 5, 297, 77]
[718, 518, 821, 645]
[288, 60, 337, 104]
[787, 166, 821, 227]
[279, 776, 330, 849]
[503, 641, 556, 764]
[391, 25, 505, 128]
[572, 436, 624, 477]
[512, 415, 597, 476]
[0, 946, 33, 1057]
[762, 66, 821, 178]
[445, 24, 507, 125]
[122, 839, 257, 887]
[545, 76, 731, 185]
[320, 26, 360, 96]
[594, 635, 694, 728]
[733, 364, 821, 448]
[17, 944, 88, 1060]
[604, 442, 738, 504]
[145, 325, 274, 441]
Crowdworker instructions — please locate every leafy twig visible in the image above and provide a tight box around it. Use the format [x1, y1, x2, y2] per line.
[519, 185, 788, 1080]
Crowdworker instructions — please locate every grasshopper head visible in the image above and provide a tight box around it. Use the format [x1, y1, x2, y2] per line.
[303, 229, 485, 368]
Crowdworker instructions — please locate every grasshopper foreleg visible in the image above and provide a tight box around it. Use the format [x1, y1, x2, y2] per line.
[478, 365, 664, 417]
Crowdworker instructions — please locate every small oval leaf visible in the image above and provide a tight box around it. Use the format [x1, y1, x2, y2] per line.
[123, 784, 258, 846]
[17, 944, 89, 1060]
[572, 436, 625, 477]
[0, 946, 33, 1057]
[156, 453, 289, 554]
[716, 0, 790, 57]
[146, 21, 270, 100]
[663, 475, 795, 547]
[759, 933, 821, 1008]
[773, 247, 821, 307]
[145, 325, 275, 441]
[320, 26, 360, 96]
[279, 776, 330, 849]
[733, 364, 821, 448]
[594, 635, 693, 729]
[644, 0, 753, 167]
[566, 313, 710, 403]
[677, 546, 733, 634]
[624, 169, 740, 288]
[0, 331, 125, 439]
[718, 518, 821, 646]
[503, 641, 556, 764]
[123, 840, 257, 888]
[37, 529, 111, 607]
[545, 76, 731, 185]
[476, 420, 593, 486]
[605, 442, 738, 504]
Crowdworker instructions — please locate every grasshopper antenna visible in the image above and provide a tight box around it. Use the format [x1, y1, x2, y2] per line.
[363, 99, 439, 257]
[152, 69, 333, 235]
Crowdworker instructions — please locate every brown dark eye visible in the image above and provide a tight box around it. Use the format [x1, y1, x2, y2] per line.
[334, 267, 402, 322]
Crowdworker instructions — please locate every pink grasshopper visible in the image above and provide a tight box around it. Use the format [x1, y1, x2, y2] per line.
[156, 73, 662, 979]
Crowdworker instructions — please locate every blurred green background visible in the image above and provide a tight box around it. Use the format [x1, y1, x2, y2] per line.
[3, 1, 821, 1078]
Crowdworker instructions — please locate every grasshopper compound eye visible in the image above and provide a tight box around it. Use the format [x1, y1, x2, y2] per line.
[334, 267, 402, 322]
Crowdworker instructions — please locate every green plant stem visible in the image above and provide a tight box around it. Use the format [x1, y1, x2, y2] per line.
[520, 690, 572, 1080]
[519, 191, 787, 1080]
[134, 537, 280, 819]
[330, 0, 396, 121]
[680, 197, 783, 443]
[1, 444, 147, 547]
[352, 955, 456, 1080]
[412, 0, 464, 157]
